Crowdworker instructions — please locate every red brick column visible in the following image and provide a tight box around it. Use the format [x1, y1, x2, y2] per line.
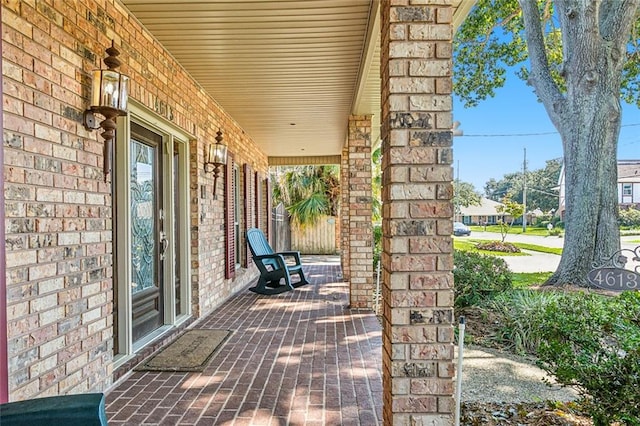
[347, 115, 373, 309]
[380, 1, 455, 424]
[340, 147, 350, 282]
[0, 7, 8, 403]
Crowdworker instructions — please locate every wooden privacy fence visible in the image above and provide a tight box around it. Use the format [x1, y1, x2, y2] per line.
[291, 215, 337, 254]
[271, 203, 291, 253]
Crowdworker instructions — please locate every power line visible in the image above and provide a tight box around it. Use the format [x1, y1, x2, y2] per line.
[461, 123, 640, 138]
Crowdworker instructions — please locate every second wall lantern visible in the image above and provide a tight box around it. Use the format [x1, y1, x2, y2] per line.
[204, 129, 228, 196]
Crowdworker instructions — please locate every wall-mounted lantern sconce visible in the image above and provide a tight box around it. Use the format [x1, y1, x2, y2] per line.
[204, 129, 228, 196]
[83, 41, 129, 182]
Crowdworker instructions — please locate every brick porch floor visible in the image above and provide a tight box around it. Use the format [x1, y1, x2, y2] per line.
[105, 256, 383, 425]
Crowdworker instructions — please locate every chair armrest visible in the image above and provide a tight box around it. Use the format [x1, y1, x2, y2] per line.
[253, 253, 287, 270]
[276, 251, 303, 264]
[254, 253, 284, 260]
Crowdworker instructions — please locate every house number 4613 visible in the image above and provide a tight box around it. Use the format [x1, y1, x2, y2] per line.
[587, 267, 640, 291]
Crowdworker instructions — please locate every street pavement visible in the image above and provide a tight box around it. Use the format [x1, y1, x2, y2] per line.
[460, 231, 640, 273]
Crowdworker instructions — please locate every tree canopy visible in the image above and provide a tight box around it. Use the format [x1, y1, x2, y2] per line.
[454, 180, 482, 215]
[485, 157, 562, 212]
[454, 0, 640, 108]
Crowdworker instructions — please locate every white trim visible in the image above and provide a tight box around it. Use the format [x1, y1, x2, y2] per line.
[115, 116, 133, 356]
[114, 99, 193, 357]
[176, 141, 193, 318]
[162, 136, 176, 325]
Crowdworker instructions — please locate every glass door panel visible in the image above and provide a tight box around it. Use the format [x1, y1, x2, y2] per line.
[130, 124, 164, 343]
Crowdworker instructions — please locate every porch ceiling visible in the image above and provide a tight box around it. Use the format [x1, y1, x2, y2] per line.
[121, 0, 473, 164]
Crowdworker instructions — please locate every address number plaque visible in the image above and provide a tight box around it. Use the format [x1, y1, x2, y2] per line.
[587, 246, 640, 291]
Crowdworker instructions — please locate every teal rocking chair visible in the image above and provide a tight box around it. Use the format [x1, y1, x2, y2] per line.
[246, 228, 309, 295]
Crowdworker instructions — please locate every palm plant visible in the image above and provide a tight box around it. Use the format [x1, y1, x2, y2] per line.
[271, 165, 340, 226]
[372, 146, 382, 222]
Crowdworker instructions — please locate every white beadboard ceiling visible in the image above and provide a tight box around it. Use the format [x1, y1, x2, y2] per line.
[121, 0, 473, 164]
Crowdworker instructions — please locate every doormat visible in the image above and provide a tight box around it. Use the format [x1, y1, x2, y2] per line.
[136, 329, 231, 372]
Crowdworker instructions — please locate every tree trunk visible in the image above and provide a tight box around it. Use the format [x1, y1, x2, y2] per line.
[547, 96, 621, 286]
[518, 0, 638, 286]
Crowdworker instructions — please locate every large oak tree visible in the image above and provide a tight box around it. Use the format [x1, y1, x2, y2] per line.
[455, 0, 640, 285]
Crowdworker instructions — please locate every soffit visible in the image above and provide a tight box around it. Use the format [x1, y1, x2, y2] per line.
[121, 0, 473, 162]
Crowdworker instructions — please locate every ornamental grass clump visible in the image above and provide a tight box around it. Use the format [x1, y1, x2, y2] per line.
[484, 290, 561, 355]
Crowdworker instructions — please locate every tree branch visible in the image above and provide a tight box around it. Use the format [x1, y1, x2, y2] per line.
[517, 0, 566, 127]
[542, 0, 553, 20]
[600, 0, 640, 45]
[471, 10, 522, 50]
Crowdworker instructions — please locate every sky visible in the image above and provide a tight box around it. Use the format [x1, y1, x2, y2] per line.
[452, 74, 640, 193]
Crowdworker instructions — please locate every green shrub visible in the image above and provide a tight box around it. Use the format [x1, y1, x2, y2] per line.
[484, 290, 561, 355]
[453, 250, 512, 308]
[535, 291, 640, 426]
[619, 207, 640, 228]
[475, 241, 521, 253]
[373, 223, 382, 267]
[548, 227, 563, 236]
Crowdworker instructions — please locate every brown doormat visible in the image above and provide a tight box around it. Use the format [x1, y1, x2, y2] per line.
[136, 329, 231, 372]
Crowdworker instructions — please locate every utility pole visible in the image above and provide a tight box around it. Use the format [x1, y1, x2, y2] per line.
[452, 122, 463, 223]
[522, 148, 527, 232]
[455, 160, 460, 222]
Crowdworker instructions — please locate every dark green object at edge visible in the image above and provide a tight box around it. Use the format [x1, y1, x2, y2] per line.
[0, 393, 108, 425]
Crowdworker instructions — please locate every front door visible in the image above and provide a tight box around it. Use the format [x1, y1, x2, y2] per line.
[130, 123, 165, 343]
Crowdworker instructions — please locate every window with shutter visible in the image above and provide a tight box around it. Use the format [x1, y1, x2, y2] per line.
[224, 154, 236, 279]
[255, 172, 262, 229]
[242, 164, 253, 268]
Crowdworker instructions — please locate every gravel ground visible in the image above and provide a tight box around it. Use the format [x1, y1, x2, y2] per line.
[459, 345, 579, 403]
[459, 346, 591, 425]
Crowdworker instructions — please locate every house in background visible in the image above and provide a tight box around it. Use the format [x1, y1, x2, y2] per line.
[618, 160, 640, 208]
[459, 197, 508, 225]
[557, 159, 640, 218]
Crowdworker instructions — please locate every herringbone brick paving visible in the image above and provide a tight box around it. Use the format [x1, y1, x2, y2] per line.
[106, 256, 383, 425]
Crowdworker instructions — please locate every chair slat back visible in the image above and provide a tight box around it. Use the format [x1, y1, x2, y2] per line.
[246, 228, 274, 257]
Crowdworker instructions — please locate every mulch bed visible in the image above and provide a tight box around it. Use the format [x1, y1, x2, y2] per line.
[461, 401, 593, 425]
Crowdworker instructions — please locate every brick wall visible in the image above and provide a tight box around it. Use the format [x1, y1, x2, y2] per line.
[2, 1, 267, 400]
[380, 1, 455, 424]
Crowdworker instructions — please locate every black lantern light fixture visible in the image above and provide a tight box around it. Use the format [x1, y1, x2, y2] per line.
[83, 41, 129, 182]
[204, 129, 228, 196]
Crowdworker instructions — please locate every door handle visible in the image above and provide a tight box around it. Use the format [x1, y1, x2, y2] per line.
[159, 231, 169, 260]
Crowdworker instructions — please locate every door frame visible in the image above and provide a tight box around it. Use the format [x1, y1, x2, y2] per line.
[114, 100, 192, 362]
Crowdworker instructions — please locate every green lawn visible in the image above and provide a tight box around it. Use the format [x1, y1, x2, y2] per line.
[511, 242, 563, 255]
[455, 238, 563, 256]
[512, 272, 553, 288]
[469, 225, 562, 237]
